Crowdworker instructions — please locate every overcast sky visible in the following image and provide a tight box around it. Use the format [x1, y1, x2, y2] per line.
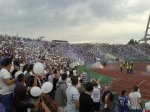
[0, 0, 149, 43]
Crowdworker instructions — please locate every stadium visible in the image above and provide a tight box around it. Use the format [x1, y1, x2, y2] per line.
[0, 0, 150, 112]
[0, 29, 150, 111]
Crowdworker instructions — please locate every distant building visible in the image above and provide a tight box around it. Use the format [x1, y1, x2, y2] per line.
[51, 40, 69, 49]
[51, 40, 68, 44]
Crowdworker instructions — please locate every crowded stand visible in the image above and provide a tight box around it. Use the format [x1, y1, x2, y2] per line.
[96, 44, 147, 59]
[0, 34, 150, 112]
[135, 44, 150, 56]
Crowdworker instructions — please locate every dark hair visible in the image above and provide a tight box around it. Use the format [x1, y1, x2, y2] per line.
[71, 76, 78, 85]
[26, 76, 34, 87]
[13, 59, 20, 67]
[85, 82, 93, 92]
[121, 90, 127, 96]
[27, 64, 33, 73]
[26, 76, 40, 87]
[13, 85, 27, 105]
[79, 79, 83, 83]
[22, 64, 29, 73]
[93, 81, 98, 87]
[61, 73, 67, 81]
[1, 57, 12, 67]
[11, 69, 18, 78]
[17, 74, 25, 82]
[102, 90, 114, 102]
[134, 86, 139, 92]
[53, 69, 57, 74]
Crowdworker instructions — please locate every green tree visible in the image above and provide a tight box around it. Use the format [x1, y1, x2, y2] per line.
[127, 39, 138, 45]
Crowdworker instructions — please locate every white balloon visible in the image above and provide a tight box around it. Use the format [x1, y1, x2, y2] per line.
[33, 62, 44, 75]
[41, 82, 53, 93]
[30, 87, 42, 97]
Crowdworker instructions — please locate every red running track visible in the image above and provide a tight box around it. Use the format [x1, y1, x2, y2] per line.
[92, 61, 150, 100]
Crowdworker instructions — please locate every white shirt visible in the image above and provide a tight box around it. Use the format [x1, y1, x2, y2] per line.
[66, 78, 71, 87]
[129, 92, 141, 109]
[20, 63, 25, 71]
[145, 102, 150, 110]
[48, 74, 54, 84]
[0, 68, 14, 95]
[66, 85, 79, 112]
[91, 85, 101, 102]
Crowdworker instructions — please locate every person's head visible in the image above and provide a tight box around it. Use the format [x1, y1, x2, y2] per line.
[121, 90, 127, 96]
[71, 76, 78, 86]
[14, 85, 27, 105]
[17, 74, 25, 84]
[105, 84, 111, 90]
[61, 73, 67, 81]
[1, 57, 12, 69]
[27, 64, 33, 73]
[93, 81, 98, 87]
[53, 69, 58, 74]
[26, 75, 34, 87]
[133, 86, 139, 92]
[85, 82, 93, 93]
[13, 59, 20, 68]
[79, 79, 83, 84]
[22, 64, 29, 72]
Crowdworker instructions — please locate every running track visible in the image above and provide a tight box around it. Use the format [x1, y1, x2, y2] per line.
[92, 61, 150, 100]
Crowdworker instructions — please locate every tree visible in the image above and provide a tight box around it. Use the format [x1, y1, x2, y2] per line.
[127, 39, 138, 45]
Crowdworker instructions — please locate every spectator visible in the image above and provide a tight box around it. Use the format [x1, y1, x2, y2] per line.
[80, 72, 88, 86]
[0, 57, 17, 112]
[119, 90, 129, 112]
[102, 85, 114, 112]
[55, 73, 68, 112]
[13, 74, 39, 112]
[0, 102, 5, 112]
[91, 79, 101, 112]
[129, 86, 142, 112]
[50, 69, 60, 99]
[79, 82, 94, 112]
[24, 64, 34, 85]
[66, 76, 80, 112]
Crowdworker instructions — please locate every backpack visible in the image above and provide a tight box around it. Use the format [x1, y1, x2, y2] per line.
[101, 90, 114, 112]
[39, 94, 58, 112]
[102, 90, 114, 103]
[111, 101, 123, 112]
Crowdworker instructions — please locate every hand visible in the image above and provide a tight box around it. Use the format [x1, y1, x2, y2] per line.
[90, 78, 94, 82]
[34, 98, 40, 108]
[13, 78, 17, 83]
[104, 104, 108, 109]
[40, 93, 46, 97]
[97, 77, 102, 83]
[34, 75, 38, 79]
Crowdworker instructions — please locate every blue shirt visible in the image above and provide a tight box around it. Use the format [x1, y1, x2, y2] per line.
[119, 96, 129, 112]
[0, 103, 5, 112]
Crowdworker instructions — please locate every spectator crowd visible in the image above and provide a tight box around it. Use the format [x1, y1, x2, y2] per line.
[0, 34, 150, 112]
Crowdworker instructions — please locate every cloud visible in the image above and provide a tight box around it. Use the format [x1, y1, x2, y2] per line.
[0, 0, 149, 43]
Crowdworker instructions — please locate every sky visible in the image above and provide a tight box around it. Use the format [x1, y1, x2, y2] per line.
[0, 0, 149, 44]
